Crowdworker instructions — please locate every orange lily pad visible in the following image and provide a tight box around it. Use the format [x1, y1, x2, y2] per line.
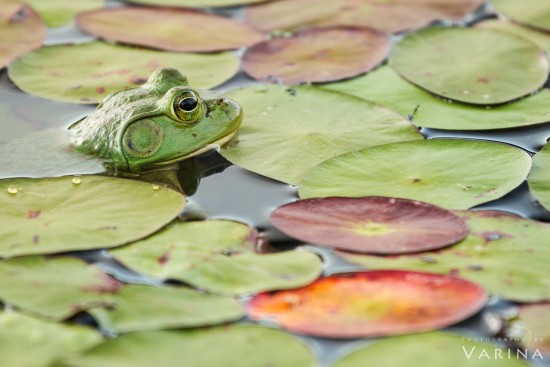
[242, 26, 390, 84]
[245, 0, 483, 34]
[0, 3, 45, 69]
[247, 270, 487, 338]
[270, 197, 469, 254]
[76, 7, 265, 53]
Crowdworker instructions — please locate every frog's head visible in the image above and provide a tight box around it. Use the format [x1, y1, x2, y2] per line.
[69, 68, 242, 172]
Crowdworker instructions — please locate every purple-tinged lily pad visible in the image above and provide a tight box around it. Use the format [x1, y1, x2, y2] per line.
[0, 3, 45, 69]
[242, 26, 390, 84]
[76, 7, 265, 53]
[271, 197, 469, 254]
[390, 27, 549, 105]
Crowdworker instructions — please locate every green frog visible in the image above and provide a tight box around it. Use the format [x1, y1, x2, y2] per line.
[69, 67, 242, 172]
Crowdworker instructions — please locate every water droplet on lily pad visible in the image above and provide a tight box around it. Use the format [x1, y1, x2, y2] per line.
[299, 139, 531, 210]
[242, 26, 390, 84]
[8, 42, 239, 104]
[76, 7, 265, 53]
[390, 27, 549, 105]
[247, 270, 487, 338]
[221, 85, 422, 185]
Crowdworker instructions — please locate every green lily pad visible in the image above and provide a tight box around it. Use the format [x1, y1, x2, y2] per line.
[21, 0, 103, 28]
[343, 210, 550, 302]
[492, 0, 550, 32]
[271, 197, 469, 254]
[0, 311, 103, 367]
[245, 0, 483, 33]
[76, 7, 265, 53]
[126, 0, 275, 8]
[333, 332, 530, 367]
[220, 85, 422, 185]
[111, 220, 322, 295]
[528, 141, 550, 211]
[248, 270, 487, 338]
[299, 139, 531, 210]
[0, 3, 45, 70]
[8, 42, 239, 104]
[390, 27, 549, 105]
[0, 175, 185, 257]
[323, 65, 550, 130]
[517, 303, 550, 355]
[0, 256, 122, 320]
[242, 26, 390, 84]
[89, 284, 244, 334]
[60, 325, 317, 367]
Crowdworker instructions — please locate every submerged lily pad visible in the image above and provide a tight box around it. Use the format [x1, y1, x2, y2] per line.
[0, 256, 121, 320]
[76, 7, 265, 53]
[492, 0, 550, 32]
[111, 220, 322, 295]
[324, 65, 550, 130]
[299, 139, 531, 210]
[344, 211, 550, 302]
[528, 141, 550, 211]
[221, 85, 422, 185]
[89, 284, 244, 334]
[0, 175, 185, 257]
[390, 27, 548, 105]
[0, 3, 45, 70]
[271, 197, 469, 254]
[247, 270, 487, 338]
[242, 26, 390, 84]
[517, 303, 550, 355]
[245, 0, 483, 33]
[333, 332, 530, 367]
[0, 311, 103, 367]
[8, 42, 239, 104]
[61, 325, 317, 367]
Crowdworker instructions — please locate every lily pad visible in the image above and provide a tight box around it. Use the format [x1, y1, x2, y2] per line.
[517, 303, 550, 355]
[333, 332, 530, 367]
[344, 211, 550, 302]
[110, 220, 322, 295]
[8, 41, 239, 104]
[271, 197, 469, 254]
[247, 270, 487, 338]
[323, 65, 550, 130]
[126, 0, 276, 7]
[242, 26, 390, 84]
[76, 7, 265, 53]
[20, 0, 103, 28]
[0, 311, 103, 367]
[299, 139, 532, 210]
[528, 141, 550, 211]
[245, 0, 483, 33]
[221, 85, 422, 185]
[60, 325, 317, 367]
[89, 284, 244, 334]
[0, 256, 121, 320]
[0, 175, 185, 257]
[492, 0, 550, 32]
[0, 3, 45, 70]
[390, 27, 549, 105]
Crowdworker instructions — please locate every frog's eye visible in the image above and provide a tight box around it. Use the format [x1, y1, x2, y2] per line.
[173, 91, 202, 124]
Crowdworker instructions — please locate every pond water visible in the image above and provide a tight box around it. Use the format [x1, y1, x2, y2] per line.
[1, 3, 550, 366]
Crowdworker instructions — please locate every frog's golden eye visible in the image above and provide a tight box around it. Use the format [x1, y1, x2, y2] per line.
[173, 91, 202, 124]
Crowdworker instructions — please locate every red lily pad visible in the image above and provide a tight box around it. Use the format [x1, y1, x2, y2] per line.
[245, 0, 483, 34]
[242, 26, 390, 84]
[76, 7, 265, 53]
[247, 270, 487, 338]
[270, 197, 469, 254]
[0, 3, 45, 69]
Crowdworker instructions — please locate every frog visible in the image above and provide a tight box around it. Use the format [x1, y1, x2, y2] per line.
[68, 67, 242, 173]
